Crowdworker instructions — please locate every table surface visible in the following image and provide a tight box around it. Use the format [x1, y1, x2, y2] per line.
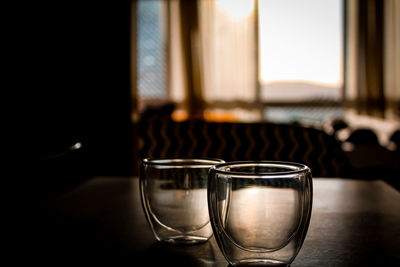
[23, 177, 400, 266]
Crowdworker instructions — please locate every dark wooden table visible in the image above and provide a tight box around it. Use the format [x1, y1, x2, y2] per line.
[21, 177, 400, 266]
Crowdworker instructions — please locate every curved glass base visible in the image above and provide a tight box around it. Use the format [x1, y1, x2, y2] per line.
[231, 258, 289, 266]
[159, 235, 210, 245]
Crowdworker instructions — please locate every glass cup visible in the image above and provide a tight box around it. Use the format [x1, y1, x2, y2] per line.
[140, 158, 225, 245]
[208, 161, 313, 266]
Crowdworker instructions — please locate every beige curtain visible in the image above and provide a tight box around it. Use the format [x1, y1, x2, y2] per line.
[346, 0, 400, 119]
[384, 0, 400, 119]
[198, 0, 258, 103]
[168, 0, 259, 119]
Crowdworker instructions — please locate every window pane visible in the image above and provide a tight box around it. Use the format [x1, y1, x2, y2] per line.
[259, 0, 343, 102]
[264, 106, 344, 124]
[137, 0, 166, 99]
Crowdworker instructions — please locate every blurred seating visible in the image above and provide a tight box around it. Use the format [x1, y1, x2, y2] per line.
[327, 118, 349, 135]
[138, 115, 349, 178]
[345, 128, 380, 146]
[389, 129, 400, 150]
[341, 128, 400, 187]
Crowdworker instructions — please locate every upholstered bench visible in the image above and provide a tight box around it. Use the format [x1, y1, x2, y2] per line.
[138, 117, 348, 177]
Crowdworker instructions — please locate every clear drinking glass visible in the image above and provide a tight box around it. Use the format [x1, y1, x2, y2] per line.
[140, 158, 225, 245]
[208, 161, 313, 266]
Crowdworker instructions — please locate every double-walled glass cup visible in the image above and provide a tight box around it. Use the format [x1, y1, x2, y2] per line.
[140, 158, 224, 245]
[208, 161, 313, 266]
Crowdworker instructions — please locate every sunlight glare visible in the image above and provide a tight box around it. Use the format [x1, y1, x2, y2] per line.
[217, 0, 255, 19]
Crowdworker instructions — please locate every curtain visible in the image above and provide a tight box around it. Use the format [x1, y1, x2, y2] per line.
[384, 0, 400, 119]
[346, 0, 400, 119]
[198, 0, 258, 104]
[168, 0, 259, 120]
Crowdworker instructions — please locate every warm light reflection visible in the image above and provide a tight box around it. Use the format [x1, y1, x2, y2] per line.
[244, 187, 259, 196]
[71, 142, 82, 150]
[216, 0, 255, 19]
[227, 187, 300, 250]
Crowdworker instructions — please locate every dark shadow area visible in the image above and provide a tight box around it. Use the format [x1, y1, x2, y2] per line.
[14, 204, 142, 266]
[17, 0, 133, 177]
[9, 2, 134, 263]
[141, 243, 206, 267]
[227, 265, 289, 267]
[11, 0, 134, 222]
[342, 128, 400, 190]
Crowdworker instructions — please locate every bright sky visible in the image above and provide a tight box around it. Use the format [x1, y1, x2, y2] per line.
[259, 0, 343, 87]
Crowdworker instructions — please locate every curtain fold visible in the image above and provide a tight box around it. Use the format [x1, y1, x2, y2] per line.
[168, 0, 259, 120]
[179, 0, 204, 118]
[384, 0, 400, 119]
[357, 0, 385, 116]
[346, 0, 399, 119]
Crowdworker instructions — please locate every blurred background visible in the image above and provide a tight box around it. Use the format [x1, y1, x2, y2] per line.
[19, 0, 399, 202]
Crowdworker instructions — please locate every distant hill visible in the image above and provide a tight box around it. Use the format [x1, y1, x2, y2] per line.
[261, 82, 342, 102]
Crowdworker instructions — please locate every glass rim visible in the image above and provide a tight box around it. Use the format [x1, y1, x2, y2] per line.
[142, 157, 225, 168]
[211, 161, 310, 177]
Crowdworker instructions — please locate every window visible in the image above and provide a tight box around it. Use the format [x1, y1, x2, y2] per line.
[137, 0, 167, 107]
[258, 0, 344, 123]
[135, 0, 345, 122]
[259, 0, 343, 102]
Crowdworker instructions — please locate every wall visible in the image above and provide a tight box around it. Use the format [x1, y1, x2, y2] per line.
[19, 1, 133, 177]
